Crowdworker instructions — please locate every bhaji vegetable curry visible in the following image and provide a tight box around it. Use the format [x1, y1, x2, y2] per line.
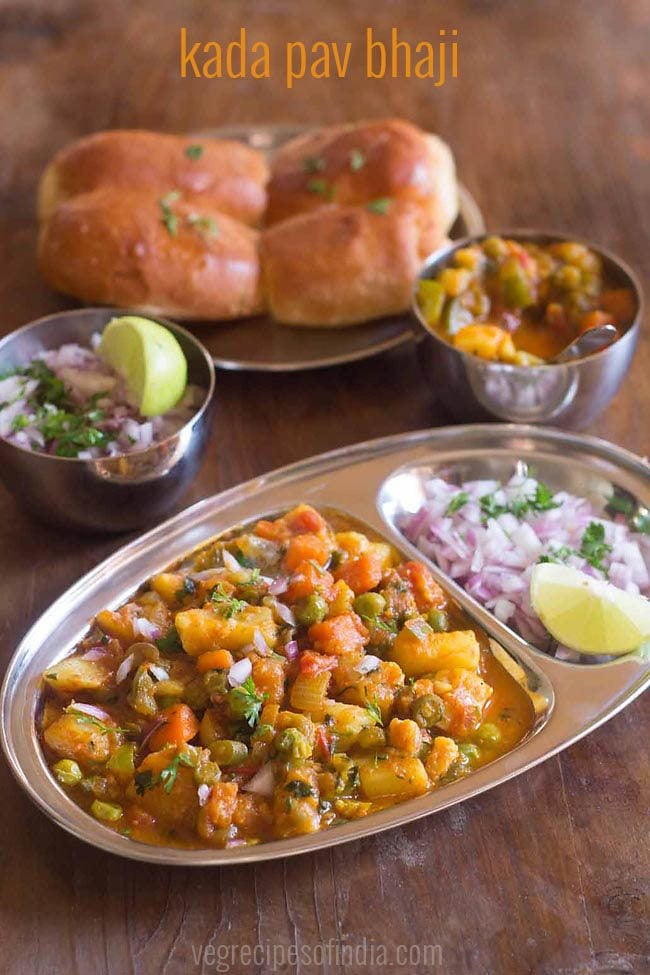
[418, 236, 636, 364]
[39, 505, 535, 849]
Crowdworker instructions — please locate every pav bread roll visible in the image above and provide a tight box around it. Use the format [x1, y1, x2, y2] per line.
[266, 118, 458, 233]
[38, 130, 269, 227]
[38, 186, 264, 320]
[261, 200, 448, 327]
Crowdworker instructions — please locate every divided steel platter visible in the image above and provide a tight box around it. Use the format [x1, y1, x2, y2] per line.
[187, 123, 485, 372]
[1, 425, 648, 865]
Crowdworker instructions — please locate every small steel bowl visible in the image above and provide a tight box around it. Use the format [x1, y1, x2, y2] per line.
[0, 308, 216, 533]
[412, 230, 643, 429]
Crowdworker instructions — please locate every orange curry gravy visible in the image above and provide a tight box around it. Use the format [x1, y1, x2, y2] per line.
[38, 506, 535, 850]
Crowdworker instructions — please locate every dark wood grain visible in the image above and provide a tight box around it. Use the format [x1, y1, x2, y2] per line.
[0, 1, 648, 973]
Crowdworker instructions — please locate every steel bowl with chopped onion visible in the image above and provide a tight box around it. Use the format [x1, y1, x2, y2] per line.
[0, 308, 215, 532]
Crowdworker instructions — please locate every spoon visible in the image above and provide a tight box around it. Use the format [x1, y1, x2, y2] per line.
[551, 323, 618, 364]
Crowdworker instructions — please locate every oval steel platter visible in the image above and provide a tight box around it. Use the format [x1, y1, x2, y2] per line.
[1, 424, 648, 865]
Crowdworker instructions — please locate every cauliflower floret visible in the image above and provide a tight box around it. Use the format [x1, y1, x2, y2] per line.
[425, 736, 460, 782]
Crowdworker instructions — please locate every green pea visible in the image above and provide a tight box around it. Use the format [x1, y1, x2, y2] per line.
[357, 726, 386, 750]
[476, 722, 502, 746]
[294, 594, 329, 627]
[90, 799, 123, 822]
[194, 759, 221, 788]
[107, 744, 135, 777]
[553, 264, 582, 291]
[52, 759, 83, 787]
[499, 258, 534, 309]
[203, 670, 227, 697]
[458, 742, 481, 763]
[251, 723, 275, 745]
[183, 676, 210, 709]
[411, 693, 445, 729]
[274, 727, 312, 760]
[353, 592, 386, 619]
[482, 235, 508, 261]
[427, 609, 449, 632]
[210, 739, 249, 767]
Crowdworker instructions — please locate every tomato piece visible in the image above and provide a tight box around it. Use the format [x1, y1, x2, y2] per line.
[308, 613, 368, 656]
[334, 551, 383, 595]
[284, 533, 332, 572]
[284, 504, 328, 536]
[299, 650, 338, 675]
[315, 726, 332, 761]
[283, 561, 335, 603]
[396, 561, 446, 612]
[148, 704, 200, 751]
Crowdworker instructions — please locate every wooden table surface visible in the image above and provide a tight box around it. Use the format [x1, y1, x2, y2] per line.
[1, 2, 648, 973]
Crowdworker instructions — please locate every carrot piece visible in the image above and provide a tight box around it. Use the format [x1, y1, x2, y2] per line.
[196, 649, 234, 673]
[308, 613, 368, 656]
[148, 704, 200, 751]
[396, 560, 446, 612]
[299, 650, 338, 675]
[284, 533, 332, 572]
[579, 309, 614, 334]
[600, 288, 636, 325]
[284, 504, 328, 536]
[255, 518, 289, 542]
[334, 551, 384, 595]
[283, 561, 335, 603]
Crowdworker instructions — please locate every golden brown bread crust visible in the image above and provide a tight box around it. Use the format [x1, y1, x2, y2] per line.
[261, 201, 448, 327]
[266, 119, 457, 232]
[38, 187, 265, 321]
[38, 130, 269, 227]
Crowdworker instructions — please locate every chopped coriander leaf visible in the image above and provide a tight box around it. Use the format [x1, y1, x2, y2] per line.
[11, 413, 29, 432]
[175, 577, 197, 601]
[362, 615, 398, 634]
[479, 494, 509, 520]
[538, 545, 576, 565]
[64, 706, 132, 735]
[606, 493, 635, 518]
[22, 360, 71, 409]
[185, 144, 203, 160]
[187, 213, 219, 237]
[347, 765, 361, 790]
[531, 482, 559, 512]
[233, 548, 255, 568]
[210, 583, 246, 618]
[446, 491, 469, 515]
[134, 770, 155, 795]
[229, 676, 266, 728]
[328, 550, 344, 570]
[366, 197, 392, 215]
[155, 626, 183, 653]
[480, 481, 558, 521]
[159, 752, 194, 793]
[607, 493, 650, 535]
[285, 780, 315, 799]
[159, 191, 181, 236]
[365, 698, 383, 726]
[306, 178, 335, 200]
[302, 155, 326, 174]
[579, 522, 612, 574]
[350, 148, 366, 171]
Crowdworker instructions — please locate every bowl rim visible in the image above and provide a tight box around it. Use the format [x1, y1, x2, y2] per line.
[411, 228, 644, 372]
[0, 307, 216, 464]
